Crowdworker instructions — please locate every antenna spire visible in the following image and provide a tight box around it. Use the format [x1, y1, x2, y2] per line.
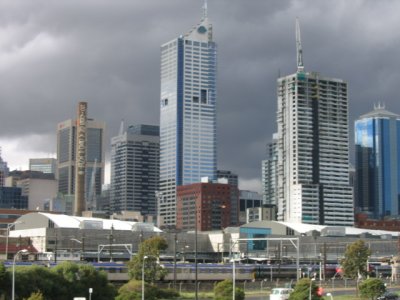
[296, 18, 304, 72]
[119, 119, 125, 135]
[202, 0, 208, 20]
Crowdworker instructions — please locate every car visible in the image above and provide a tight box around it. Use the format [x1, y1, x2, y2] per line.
[377, 292, 399, 300]
[269, 288, 293, 300]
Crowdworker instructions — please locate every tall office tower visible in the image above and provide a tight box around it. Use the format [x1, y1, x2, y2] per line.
[276, 20, 354, 226]
[110, 124, 160, 216]
[29, 158, 57, 175]
[159, 3, 217, 226]
[57, 102, 105, 215]
[262, 133, 278, 205]
[0, 148, 9, 187]
[355, 105, 400, 219]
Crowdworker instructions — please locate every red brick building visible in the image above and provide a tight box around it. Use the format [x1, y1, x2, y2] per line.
[176, 182, 235, 231]
[355, 213, 400, 231]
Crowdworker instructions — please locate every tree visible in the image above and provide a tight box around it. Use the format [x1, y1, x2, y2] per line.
[52, 262, 116, 300]
[0, 262, 9, 298]
[214, 279, 245, 300]
[115, 279, 179, 300]
[127, 236, 168, 282]
[288, 278, 322, 300]
[24, 291, 44, 300]
[341, 240, 371, 279]
[359, 278, 386, 300]
[8, 262, 115, 300]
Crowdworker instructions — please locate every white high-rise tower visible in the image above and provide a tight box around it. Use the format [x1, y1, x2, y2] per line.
[276, 20, 354, 226]
[159, 3, 217, 226]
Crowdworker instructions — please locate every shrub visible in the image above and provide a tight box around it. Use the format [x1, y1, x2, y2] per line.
[359, 278, 386, 300]
[214, 279, 245, 300]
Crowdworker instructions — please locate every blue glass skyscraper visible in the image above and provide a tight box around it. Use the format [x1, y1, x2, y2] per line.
[355, 105, 400, 219]
[159, 5, 217, 226]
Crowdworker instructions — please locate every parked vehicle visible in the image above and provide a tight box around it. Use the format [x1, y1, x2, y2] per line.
[269, 288, 293, 300]
[377, 292, 399, 300]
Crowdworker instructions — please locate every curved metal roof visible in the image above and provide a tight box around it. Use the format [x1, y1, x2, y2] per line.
[18, 212, 162, 232]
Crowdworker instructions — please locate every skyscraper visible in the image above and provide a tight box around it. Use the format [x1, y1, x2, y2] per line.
[57, 102, 105, 214]
[217, 170, 239, 226]
[262, 133, 278, 205]
[276, 20, 354, 226]
[29, 158, 57, 175]
[0, 148, 9, 187]
[355, 105, 400, 219]
[110, 124, 160, 216]
[159, 4, 217, 226]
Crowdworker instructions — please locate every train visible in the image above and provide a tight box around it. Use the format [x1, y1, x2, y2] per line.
[162, 263, 340, 281]
[5, 260, 393, 282]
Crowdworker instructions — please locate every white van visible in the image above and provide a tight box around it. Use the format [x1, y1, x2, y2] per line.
[269, 288, 293, 300]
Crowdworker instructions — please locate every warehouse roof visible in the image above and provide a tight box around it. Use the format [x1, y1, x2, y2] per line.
[14, 212, 162, 232]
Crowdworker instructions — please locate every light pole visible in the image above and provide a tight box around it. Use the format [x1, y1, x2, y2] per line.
[231, 238, 238, 300]
[88, 288, 93, 300]
[12, 249, 28, 300]
[326, 292, 333, 300]
[142, 255, 148, 300]
[309, 278, 315, 300]
[173, 233, 177, 290]
[5, 221, 23, 260]
[194, 202, 198, 300]
[70, 238, 84, 261]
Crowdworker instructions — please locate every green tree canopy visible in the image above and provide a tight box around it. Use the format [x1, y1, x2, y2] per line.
[359, 278, 386, 300]
[341, 240, 371, 279]
[115, 279, 179, 300]
[24, 291, 44, 300]
[0, 262, 9, 298]
[127, 235, 168, 282]
[8, 262, 115, 300]
[288, 278, 322, 300]
[214, 279, 245, 300]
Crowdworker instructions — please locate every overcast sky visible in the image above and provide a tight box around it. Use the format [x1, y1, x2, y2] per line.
[1, 0, 400, 192]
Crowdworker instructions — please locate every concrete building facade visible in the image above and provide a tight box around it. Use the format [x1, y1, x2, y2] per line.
[262, 133, 278, 205]
[276, 22, 353, 226]
[29, 158, 57, 176]
[17, 178, 58, 211]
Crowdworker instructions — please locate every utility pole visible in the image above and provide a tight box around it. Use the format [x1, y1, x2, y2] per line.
[173, 232, 177, 290]
[109, 224, 114, 262]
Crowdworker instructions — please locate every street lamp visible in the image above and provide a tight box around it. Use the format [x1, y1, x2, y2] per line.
[326, 292, 333, 300]
[12, 249, 28, 300]
[5, 221, 23, 260]
[70, 238, 84, 261]
[230, 238, 238, 300]
[142, 255, 148, 300]
[88, 288, 93, 300]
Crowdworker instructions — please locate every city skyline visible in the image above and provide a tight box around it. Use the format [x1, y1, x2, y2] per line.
[1, 1, 400, 192]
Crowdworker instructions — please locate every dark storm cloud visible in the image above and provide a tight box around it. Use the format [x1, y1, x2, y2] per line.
[1, 0, 400, 190]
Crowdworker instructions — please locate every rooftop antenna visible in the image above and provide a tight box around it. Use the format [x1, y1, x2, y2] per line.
[296, 18, 304, 72]
[202, 0, 208, 20]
